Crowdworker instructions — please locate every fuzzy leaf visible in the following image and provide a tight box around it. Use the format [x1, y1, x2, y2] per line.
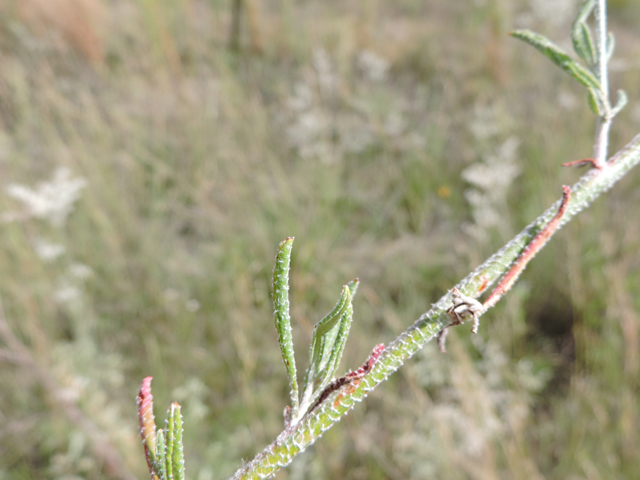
[318, 296, 354, 384]
[303, 286, 351, 393]
[317, 280, 357, 381]
[510, 30, 600, 90]
[272, 237, 299, 415]
[164, 410, 174, 480]
[167, 403, 185, 480]
[154, 429, 168, 480]
[572, 0, 596, 64]
[319, 279, 358, 376]
[300, 279, 359, 414]
[572, 21, 595, 66]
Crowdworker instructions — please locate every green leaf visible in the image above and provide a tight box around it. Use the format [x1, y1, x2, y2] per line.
[164, 412, 174, 480]
[272, 237, 299, 415]
[611, 89, 628, 117]
[154, 429, 168, 480]
[572, 0, 596, 65]
[606, 32, 615, 62]
[510, 30, 601, 90]
[167, 403, 185, 480]
[588, 87, 606, 116]
[318, 279, 359, 377]
[298, 279, 359, 416]
[572, 21, 595, 66]
[302, 285, 351, 400]
[319, 290, 355, 384]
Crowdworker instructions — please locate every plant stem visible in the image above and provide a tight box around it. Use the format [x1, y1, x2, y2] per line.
[593, 0, 611, 166]
[594, 117, 611, 167]
[230, 131, 640, 480]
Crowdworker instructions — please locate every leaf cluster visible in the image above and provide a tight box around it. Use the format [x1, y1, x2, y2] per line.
[271, 237, 359, 426]
[511, 0, 626, 118]
[137, 378, 186, 480]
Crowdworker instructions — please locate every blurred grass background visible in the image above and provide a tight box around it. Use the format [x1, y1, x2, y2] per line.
[0, 0, 639, 479]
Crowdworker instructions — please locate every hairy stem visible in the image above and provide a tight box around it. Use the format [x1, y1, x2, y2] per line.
[593, 0, 611, 165]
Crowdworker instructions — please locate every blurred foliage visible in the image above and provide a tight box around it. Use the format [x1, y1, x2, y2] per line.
[0, 0, 639, 479]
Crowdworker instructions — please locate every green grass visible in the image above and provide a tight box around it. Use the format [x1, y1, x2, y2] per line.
[0, 1, 639, 479]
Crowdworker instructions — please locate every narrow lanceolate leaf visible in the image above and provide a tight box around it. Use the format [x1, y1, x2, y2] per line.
[572, 0, 596, 65]
[167, 403, 185, 480]
[572, 21, 595, 66]
[300, 284, 352, 412]
[137, 377, 160, 480]
[318, 279, 358, 377]
[510, 30, 601, 90]
[272, 237, 299, 415]
[154, 429, 168, 480]
[319, 279, 359, 383]
[611, 90, 628, 117]
[164, 407, 174, 480]
[319, 301, 354, 390]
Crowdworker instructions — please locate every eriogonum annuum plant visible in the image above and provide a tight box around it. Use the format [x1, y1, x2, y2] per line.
[137, 1, 640, 478]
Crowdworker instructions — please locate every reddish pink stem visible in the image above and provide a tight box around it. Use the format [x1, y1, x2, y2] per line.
[351, 343, 385, 378]
[483, 186, 571, 310]
[562, 158, 602, 170]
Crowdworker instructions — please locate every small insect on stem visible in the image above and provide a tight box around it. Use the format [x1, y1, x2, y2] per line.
[483, 185, 571, 311]
[439, 288, 484, 353]
[438, 186, 572, 353]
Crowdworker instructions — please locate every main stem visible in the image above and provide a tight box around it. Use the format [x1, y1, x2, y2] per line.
[593, 0, 611, 166]
[230, 132, 640, 480]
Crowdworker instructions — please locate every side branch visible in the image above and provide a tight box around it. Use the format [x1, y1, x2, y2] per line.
[230, 132, 640, 480]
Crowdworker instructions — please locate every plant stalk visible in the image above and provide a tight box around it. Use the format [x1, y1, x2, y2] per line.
[593, 0, 611, 166]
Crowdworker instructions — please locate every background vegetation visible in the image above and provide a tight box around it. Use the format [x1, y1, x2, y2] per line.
[0, 0, 639, 479]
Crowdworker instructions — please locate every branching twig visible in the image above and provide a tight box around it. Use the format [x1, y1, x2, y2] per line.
[230, 132, 640, 479]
